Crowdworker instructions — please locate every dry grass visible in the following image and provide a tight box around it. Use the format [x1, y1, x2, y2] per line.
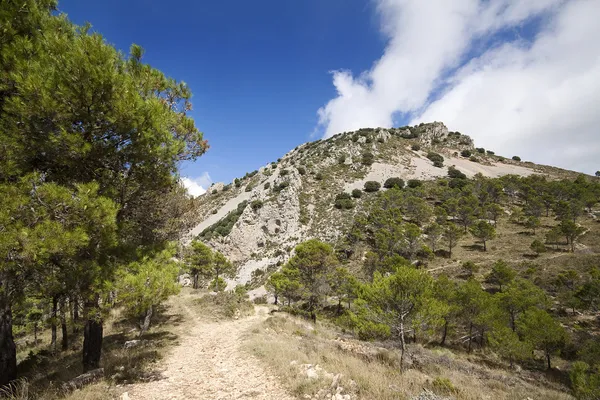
[243, 313, 574, 400]
[12, 297, 185, 400]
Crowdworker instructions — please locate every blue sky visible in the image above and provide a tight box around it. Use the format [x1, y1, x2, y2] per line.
[58, 0, 387, 188]
[59, 0, 600, 192]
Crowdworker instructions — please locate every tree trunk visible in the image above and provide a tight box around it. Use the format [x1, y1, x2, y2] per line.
[337, 299, 342, 316]
[33, 322, 38, 343]
[61, 299, 69, 351]
[51, 296, 58, 351]
[399, 314, 407, 372]
[468, 322, 473, 353]
[139, 306, 153, 337]
[440, 320, 448, 346]
[82, 310, 103, 372]
[193, 273, 199, 289]
[273, 294, 278, 305]
[546, 351, 552, 370]
[0, 297, 17, 386]
[73, 297, 80, 334]
[483, 240, 487, 251]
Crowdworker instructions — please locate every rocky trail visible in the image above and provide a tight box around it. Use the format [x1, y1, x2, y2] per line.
[124, 296, 293, 400]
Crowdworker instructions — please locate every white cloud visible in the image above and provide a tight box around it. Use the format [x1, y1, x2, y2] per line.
[317, 0, 600, 173]
[181, 172, 212, 197]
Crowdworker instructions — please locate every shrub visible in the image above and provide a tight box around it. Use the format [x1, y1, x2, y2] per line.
[448, 166, 467, 179]
[199, 200, 248, 240]
[334, 193, 355, 210]
[407, 179, 422, 188]
[431, 377, 458, 395]
[351, 189, 363, 198]
[234, 178, 241, 187]
[211, 209, 218, 214]
[364, 181, 381, 192]
[361, 152, 375, 166]
[461, 149, 472, 157]
[486, 150, 495, 155]
[297, 166, 306, 175]
[263, 182, 271, 190]
[273, 181, 290, 192]
[211, 189, 217, 194]
[476, 147, 485, 154]
[222, 184, 231, 192]
[512, 156, 521, 161]
[250, 200, 263, 211]
[377, 137, 385, 143]
[384, 177, 405, 189]
[280, 169, 289, 176]
[427, 152, 444, 167]
[338, 154, 347, 164]
[365, 137, 373, 144]
[530, 239, 546, 255]
[469, 156, 478, 162]
[315, 172, 324, 181]
[245, 184, 254, 192]
[411, 143, 421, 151]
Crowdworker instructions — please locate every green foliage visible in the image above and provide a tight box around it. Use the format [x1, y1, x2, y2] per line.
[570, 362, 600, 400]
[285, 240, 339, 312]
[273, 181, 290, 192]
[338, 154, 347, 164]
[361, 152, 375, 166]
[199, 201, 248, 240]
[297, 166, 306, 175]
[334, 192, 355, 210]
[476, 148, 485, 154]
[315, 172, 324, 181]
[411, 144, 421, 151]
[250, 199, 264, 211]
[364, 181, 381, 192]
[461, 261, 479, 278]
[530, 239, 547, 255]
[486, 150, 495, 155]
[407, 179, 422, 188]
[117, 245, 180, 332]
[384, 177, 404, 189]
[427, 152, 444, 167]
[517, 308, 568, 369]
[431, 377, 458, 395]
[280, 169, 289, 176]
[351, 189, 363, 199]
[209, 277, 227, 292]
[461, 150, 472, 157]
[448, 166, 467, 180]
[469, 220, 496, 251]
[264, 182, 271, 190]
[487, 260, 516, 290]
[512, 156, 521, 161]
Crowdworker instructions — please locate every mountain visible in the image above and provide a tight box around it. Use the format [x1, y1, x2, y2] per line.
[183, 122, 580, 294]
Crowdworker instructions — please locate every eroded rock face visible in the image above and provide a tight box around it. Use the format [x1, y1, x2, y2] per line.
[418, 122, 450, 144]
[185, 122, 530, 287]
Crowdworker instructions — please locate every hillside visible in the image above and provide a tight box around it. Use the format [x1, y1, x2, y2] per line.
[184, 122, 582, 293]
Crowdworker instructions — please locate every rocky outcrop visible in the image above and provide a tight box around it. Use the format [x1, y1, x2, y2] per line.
[185, 122, 535, 288]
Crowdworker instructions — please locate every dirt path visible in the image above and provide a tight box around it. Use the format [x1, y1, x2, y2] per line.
[125, 298, 293, 400]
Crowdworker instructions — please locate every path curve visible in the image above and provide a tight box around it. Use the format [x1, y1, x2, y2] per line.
[126, 303, 293, 400]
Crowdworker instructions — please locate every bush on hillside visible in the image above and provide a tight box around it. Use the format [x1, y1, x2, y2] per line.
[427, 152, 444, 167]
[384, 177, 405, 189]
[364, 181, 381, 192]
[407, 179, 422, 188]
[448, 166, 467, 180]
[351, 189, 363, 198]
[512, 156, 521, 161]
[361, 152, 375, 166]
[461, 149, 472, 157]
[411, 144, 421, 151]
[334, 192, 355, 210]
[297, 166, 306, 175]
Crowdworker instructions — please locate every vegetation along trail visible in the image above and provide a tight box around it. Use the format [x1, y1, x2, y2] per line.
[127, 296, 293, 400]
